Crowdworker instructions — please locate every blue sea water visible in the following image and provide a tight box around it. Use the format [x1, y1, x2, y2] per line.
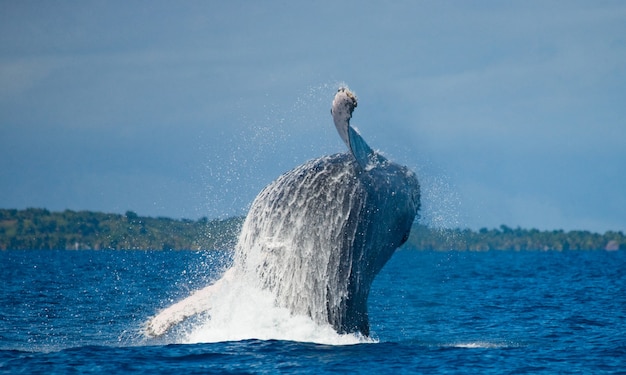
[1, 249, 625, 374]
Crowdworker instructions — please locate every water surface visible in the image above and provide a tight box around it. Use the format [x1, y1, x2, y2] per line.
[1, 249, 624, 373]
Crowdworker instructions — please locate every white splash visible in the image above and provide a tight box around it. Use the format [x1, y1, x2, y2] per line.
[446, 341, 512, 349]
[181, 278, 368, 345]
[145, 261, 369, 345]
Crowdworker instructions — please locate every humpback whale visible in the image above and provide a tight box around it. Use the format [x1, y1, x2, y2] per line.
[145, 86, 420, 338]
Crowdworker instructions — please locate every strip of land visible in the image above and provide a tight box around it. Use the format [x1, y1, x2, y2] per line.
[0, 208, 623, 251]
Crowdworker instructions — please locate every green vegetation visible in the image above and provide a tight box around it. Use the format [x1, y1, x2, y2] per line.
[408, 224, 625, 251]
[0, 208, 242, 251]
[1, 208, 623, 251]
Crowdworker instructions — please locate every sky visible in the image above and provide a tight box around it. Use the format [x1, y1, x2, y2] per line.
[1, 1, 625, 233]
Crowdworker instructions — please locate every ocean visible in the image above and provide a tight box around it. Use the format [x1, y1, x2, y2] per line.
[1, 249, 625, 374]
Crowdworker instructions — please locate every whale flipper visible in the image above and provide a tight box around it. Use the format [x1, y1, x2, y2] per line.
[144, 269, 234, 337]
[348, 126, 383, 169]
[332, 87, 381, 169]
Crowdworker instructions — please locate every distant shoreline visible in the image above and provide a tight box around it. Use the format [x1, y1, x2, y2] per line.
[1, 208, 624, 251]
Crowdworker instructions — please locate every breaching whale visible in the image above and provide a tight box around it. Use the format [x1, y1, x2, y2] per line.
[145, 86, 420, 338]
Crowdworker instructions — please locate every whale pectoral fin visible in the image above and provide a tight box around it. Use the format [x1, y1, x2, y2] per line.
[144, 286, 214, 337]
[348, 126, 378, 169]
[144, 269, 233, 338]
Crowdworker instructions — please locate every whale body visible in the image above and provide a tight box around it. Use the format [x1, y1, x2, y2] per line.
[145, 87, 420, 338]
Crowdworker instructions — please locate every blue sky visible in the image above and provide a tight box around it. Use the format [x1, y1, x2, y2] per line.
[1, 1, 625, 232]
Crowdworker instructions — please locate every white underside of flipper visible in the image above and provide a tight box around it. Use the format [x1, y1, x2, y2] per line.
[331, 87, 378, 169]
[144, 269, 235, 337]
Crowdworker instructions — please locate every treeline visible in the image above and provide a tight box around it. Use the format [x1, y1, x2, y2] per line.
[0, 208, 242, 251]
[1, 208, 624, 251]
[408, 224, 625, 251]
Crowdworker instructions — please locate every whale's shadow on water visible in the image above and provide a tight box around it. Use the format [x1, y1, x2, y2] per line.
[145, 86, 420, 341]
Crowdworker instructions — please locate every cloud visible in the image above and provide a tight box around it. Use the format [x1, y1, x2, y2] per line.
[1, 1, 625, 231]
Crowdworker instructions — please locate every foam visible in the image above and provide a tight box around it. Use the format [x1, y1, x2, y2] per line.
[179, 280, 369, 346]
